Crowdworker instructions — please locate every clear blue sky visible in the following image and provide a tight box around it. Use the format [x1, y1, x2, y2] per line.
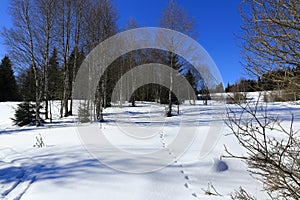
[0, 0, 244, 84]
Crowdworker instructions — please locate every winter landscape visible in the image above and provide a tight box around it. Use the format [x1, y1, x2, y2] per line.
[0, 0, 299, 199]
[0, 95, 299, 199]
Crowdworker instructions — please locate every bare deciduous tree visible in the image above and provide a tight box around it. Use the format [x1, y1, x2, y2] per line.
[227, 1, 300, 198]
[57, 0, 72, 117]
[82, 0, 117, 122]
[36, 0, 57, 120]
[226, 94, 300, 199]
[125, 18, 139, 107]
[3, 0, 43, 126]
[69, 0, 86, 116]
[240, 0, 300, 90]
[159, 0, 195, 117]
[3, 0, 118, 124]
[231, 187, 256, 200]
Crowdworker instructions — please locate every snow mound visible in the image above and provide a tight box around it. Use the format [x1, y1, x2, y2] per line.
[213, 159, 229, 172]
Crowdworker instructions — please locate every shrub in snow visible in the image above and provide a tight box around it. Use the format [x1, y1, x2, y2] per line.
[227, 97, 300, 199]
[227, 92, 247, 104]
[201, 182, 222, 196]
[78, 101, 90, 123]
[11, 102, 43, 126]
[263, 90, 299, 102]
[231, 187, 256, 200]
[33, 133, 45, 148]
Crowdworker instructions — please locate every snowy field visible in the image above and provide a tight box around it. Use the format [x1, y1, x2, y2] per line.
[0, 97, 299, 200]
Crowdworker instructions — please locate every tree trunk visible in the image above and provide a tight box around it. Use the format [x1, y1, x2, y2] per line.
[70, 0, 83, 116]
[166, 53, 173, 117]
[49, 100, 52, 123]
[34, 68, 41, 127]
[62, 0, 71, 117]
[24, 2, 41, 126]
[45, 100, 48, 119]
[99, 93, 104, 122]
[60, 99, 63, 118]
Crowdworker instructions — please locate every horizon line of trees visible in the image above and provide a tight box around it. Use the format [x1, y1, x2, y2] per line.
[225, 66, 300, 97]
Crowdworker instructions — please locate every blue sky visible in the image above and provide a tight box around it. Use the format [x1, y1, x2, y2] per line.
[0, 0, 243, 84]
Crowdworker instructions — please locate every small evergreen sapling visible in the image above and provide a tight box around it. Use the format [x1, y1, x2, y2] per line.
[11, 102, 44, 126]
[12, 102, 35, 126]
[78, 101, 90, 123]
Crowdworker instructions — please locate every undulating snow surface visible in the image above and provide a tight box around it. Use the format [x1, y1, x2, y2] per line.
[0, 96, 299, 199]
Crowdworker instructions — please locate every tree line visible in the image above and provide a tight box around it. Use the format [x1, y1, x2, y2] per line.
[1, 0, 205, 126]
[226, 66, 300, 99]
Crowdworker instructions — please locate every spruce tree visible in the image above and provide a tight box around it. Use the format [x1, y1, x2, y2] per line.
[12, 102, 35, 126]
[185, 70, 197, 93]
[11, 102, 44, 127]
[0, 56, 19, 101]
[48, 48, 63, 100]
[78, 101, 90, 123]
[67, 48, 85, 115]
[18, 66, 37, 101]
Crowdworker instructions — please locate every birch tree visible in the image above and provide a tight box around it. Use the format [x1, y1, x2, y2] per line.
[69, 0, 86, 115]
[159, 0, 195, 117]
[82, 0, 117, 122]
[57, 0, 72, 117]
[3, 0, 42, 126]
[36, 0, 57, 120]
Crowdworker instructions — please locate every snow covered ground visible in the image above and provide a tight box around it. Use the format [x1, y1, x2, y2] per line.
[0, 97, 299, 199]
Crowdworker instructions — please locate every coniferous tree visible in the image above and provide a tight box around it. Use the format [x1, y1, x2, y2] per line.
[185, 70, 197, 93]
[18, 66, 37, 101]
[46, 48, 63, 122]
[225, 83, 230, 93]
[12, 102, 35, 126]
[78, 101, 90, 123]
[185, 69, 197, 104]
[12, 102, 44, 126]
[0, 56, 19, 101]
[48, 48, 63, 100]
[67, 48, 85, 115]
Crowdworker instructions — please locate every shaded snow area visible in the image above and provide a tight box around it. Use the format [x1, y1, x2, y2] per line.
[0, 98, 299, 199]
